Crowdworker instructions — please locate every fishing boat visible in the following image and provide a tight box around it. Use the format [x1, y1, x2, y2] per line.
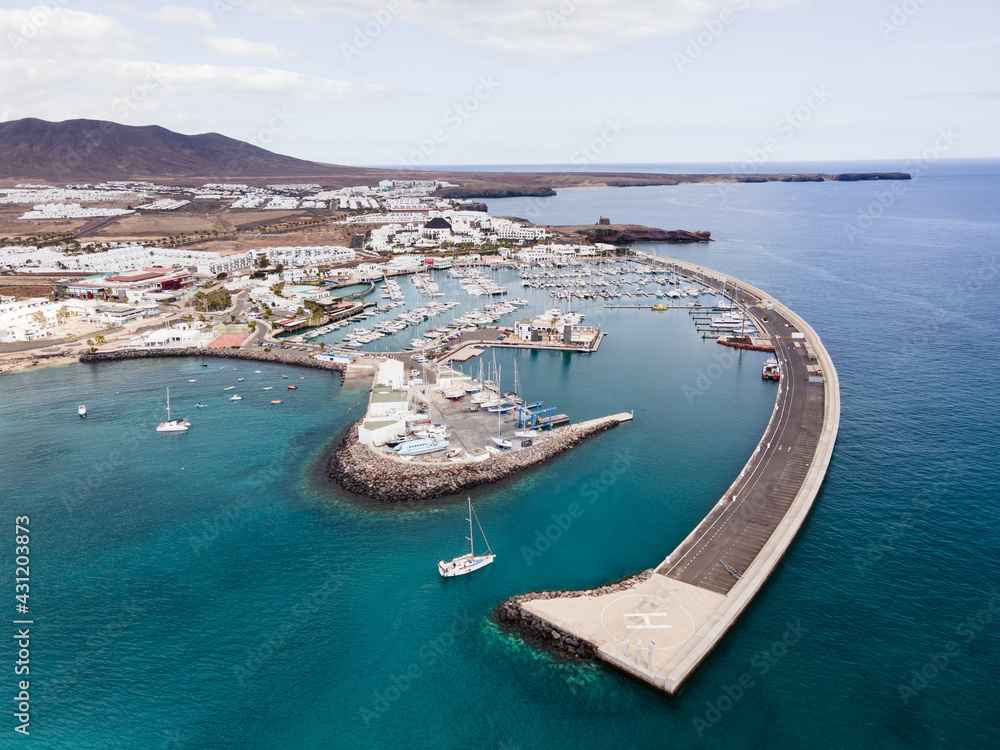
[270, 399, 282, 404]
[78, 404, 86, 418]
[762, 357, 781, 381]
[156, 388, 190, 432]
[229, 394, 243, 401]
[438, 498, 495, 577]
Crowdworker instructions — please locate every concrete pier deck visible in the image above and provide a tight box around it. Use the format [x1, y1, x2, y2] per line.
[516, 255, 840, 695]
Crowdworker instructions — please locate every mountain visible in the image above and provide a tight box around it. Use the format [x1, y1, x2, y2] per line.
[0, 118, 912, 190]
[0, 118, 377, 183]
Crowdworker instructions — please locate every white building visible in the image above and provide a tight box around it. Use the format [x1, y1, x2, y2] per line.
[376, 358, 405, 389]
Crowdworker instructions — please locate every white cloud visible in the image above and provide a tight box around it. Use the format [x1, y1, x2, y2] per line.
[243, 0, 801, 62]
[0, 56, 382, 122]
[146, 5, 217, 31]
[0, 7, 138, 59]
[205, 36, 285, 61]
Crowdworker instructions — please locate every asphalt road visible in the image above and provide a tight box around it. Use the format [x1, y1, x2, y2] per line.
[657, 304, 826, 595]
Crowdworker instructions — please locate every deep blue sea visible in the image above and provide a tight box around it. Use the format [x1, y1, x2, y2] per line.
[1, 160, 998, 749]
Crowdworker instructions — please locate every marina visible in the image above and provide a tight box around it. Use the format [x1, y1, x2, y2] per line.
[505, 256, 839, 696]
[5, 164, 995, 749]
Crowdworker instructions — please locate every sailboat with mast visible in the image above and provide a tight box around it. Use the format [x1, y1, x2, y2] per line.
[156, 387, 190, 432]
[438, 498, 495, 577]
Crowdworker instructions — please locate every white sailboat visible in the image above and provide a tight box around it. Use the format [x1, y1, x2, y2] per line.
[156, 388, 190, 432]
[490, 403, 512, 449]
[438, 498, 495, 577]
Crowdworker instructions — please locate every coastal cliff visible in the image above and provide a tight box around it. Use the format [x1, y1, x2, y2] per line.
[545, 224, 711, 245]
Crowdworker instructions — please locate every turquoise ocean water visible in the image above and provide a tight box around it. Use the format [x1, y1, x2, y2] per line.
[1, 161, 998, 748]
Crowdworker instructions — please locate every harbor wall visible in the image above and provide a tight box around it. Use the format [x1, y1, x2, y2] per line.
[78, 347, 348, 375]
[328, 416, 624, 502]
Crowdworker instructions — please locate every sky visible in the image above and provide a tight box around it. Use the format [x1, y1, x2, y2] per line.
[0, 0, 997, 167]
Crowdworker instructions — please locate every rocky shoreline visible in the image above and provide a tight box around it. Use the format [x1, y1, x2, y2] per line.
[78, 347, 348, 375]
[328, 417, 622, 502]
[493, 569, 654, 659]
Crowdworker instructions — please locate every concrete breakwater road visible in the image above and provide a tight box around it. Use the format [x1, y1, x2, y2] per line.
[504, 255, 840, 696]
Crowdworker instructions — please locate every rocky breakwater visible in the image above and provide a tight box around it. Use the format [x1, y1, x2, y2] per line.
[78, 347, 347, 375]
[494, 569, 654, 659]
[329, 418, 623, 502]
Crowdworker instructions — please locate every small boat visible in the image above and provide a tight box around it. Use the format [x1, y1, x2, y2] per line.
[438, 498, 495, 578]
[200, 363, 208, 367]
[195, 404, 208, 408]
[287, 385, 297, 390]
[229, 394, 242, 401]
[395, 437, 449, 456]
[263, 387, 273, 391]
[78, 404, 86, 418]
[156, 388, 190, 432]
[238, 377, 244, 382]
[254, 370, 261, 373]
[491, 436, 513, 449]
[270, 399, 282, 404]
[762, 357, 780, 381]
[282, 375, 289, 379]
[224, 386, 236, 391]
[188, 379, 197, 382]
